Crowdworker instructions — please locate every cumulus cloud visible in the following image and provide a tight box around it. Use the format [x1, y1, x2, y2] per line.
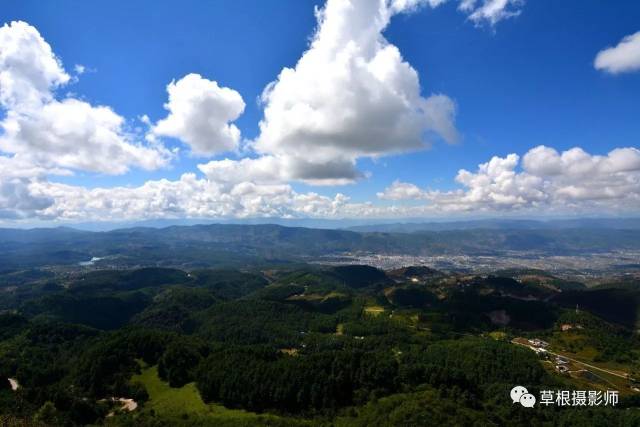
[8, 144, 634, 223]
[378, 146, 640, 214]
[246, 0, 520, 185]
[151, 73, 245, 156]
[30, 174, 352, 221]
[155, 0, 520, 188]
[0, 161, 47, 220]
[1, 99, 170, 174]
[252, 0, 460, 184]
[197, 155, 362, 188]
[0, 177, 52, 219]
[377, 180, 429, 200]
[197, 157, 284, 186]
[0, 21, 171, 175]
[0, 21, 69, 110]
[0, 155, 58, 219]
[522, 146, 640, 203]
[594, 31, 640, 74]
[449, 153, 547, 210]
[0, 3, 568, 224]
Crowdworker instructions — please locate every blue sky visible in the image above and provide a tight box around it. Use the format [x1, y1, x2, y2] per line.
[0, 0, 639, 223]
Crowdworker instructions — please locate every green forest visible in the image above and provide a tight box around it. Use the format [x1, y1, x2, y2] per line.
[0, 264, 639, 426]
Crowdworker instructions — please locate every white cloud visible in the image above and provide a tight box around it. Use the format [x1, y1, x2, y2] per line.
[252, 0, 459, 184]
[151, 73, 245, 156]
[595, 31, 640, 74]
[378, 146, 640, 214]
[8, 5, 607, 224]
[377, 180, 429, 200]
[463, 0, 523, 26]
[458, 0, 477, 11]
[393, 0, 523, 25]
[1, 98, 171, 174]
[197, 155, 362, 187]
[0, 21, 69, 110]
[197, 157, 284, 186]
[247, 0, 520, 185]
[522, 146, 640, 203]
[523, 145, 640, 177]
[30, 173, 352, 221]
[449, 153, 547, 210]
[6, 144, 634, 223]
[0, 21, 171, 175]
[390, 0, 448, 13]
[0, 177, 53, 219]
[0, 156, 54, 219]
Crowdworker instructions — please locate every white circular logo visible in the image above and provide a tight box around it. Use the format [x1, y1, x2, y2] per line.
[510, 385, 528, 404]
[520, 393, 536, 408]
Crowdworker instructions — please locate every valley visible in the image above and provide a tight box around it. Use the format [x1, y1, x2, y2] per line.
[0, 224, 639, 425]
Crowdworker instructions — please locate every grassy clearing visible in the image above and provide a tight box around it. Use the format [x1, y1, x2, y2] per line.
[488, 331, 507, 341]
[280, 348, 299, 356]
[131, 365, 259, 420]
[363, 305, 385, 316]
[573, 346, 599, 360]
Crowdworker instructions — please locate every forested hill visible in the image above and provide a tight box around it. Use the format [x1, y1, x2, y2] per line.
[1, 264, 639, 425]
[1, 223, 640, 268]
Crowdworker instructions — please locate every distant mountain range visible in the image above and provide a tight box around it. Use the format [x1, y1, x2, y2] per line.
[1, 221, 640, 269]
[345, 218, 640, 233]
[11, 217, 640, 232]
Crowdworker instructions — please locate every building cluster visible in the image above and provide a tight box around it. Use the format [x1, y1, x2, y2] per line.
[554, 356, 570, 373]
[527, 338, 550, 355]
